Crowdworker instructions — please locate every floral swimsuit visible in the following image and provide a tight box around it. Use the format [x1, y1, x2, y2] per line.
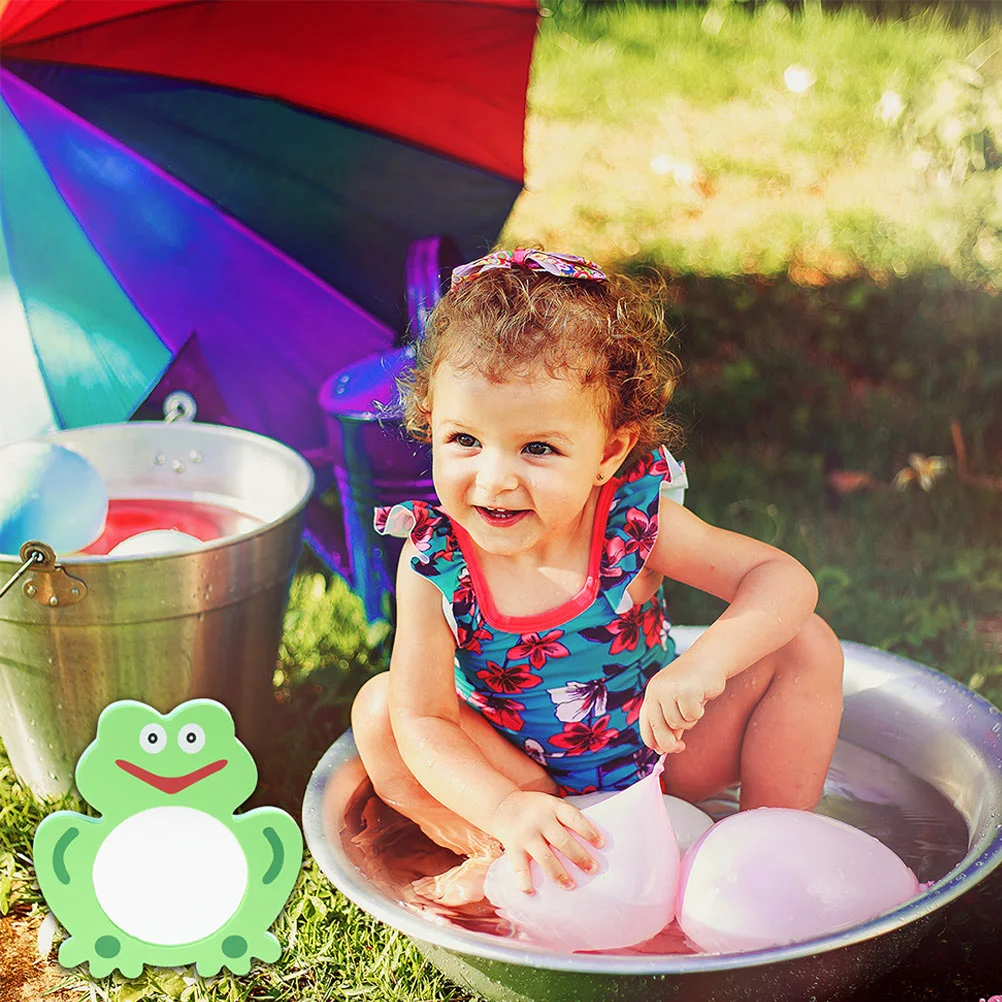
[374, 447, 688, 795]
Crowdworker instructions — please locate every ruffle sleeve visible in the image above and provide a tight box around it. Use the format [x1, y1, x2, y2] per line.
[373, 500, 466, 603]
[601, 446, 688, 615]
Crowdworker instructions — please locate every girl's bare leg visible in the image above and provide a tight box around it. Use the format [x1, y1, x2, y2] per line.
[351, 671, 557, 904]
[663, 614, 844, 810]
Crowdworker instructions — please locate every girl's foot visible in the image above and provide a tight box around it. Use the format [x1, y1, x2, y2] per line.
[412, 851, 500, 906]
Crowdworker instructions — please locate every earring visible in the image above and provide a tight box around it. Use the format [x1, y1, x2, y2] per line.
[596, 472, 605, 482]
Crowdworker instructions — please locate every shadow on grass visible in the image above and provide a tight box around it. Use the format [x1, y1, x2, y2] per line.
[636, 265, 1002, 476]
[248, 665, 370, 821]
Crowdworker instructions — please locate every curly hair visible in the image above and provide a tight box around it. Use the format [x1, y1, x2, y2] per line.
[401, 263, 683, 471]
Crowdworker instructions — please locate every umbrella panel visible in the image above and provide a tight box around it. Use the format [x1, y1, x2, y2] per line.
[2, 67, 395, 455]
[6, 60, 522, 332]
[1, 92, 172, 434]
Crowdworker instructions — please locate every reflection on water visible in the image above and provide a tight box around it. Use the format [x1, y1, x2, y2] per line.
[819, 742, 969, 883]
[340, 774, 512, 938]
[337, 738, 969, 956]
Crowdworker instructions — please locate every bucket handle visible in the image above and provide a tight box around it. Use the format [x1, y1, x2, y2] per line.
[163, 390, 197, 424]
[0, 543, 46, 602]
[0, 541, 87, 608]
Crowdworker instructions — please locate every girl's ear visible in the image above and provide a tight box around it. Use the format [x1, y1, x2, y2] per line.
[597, 425, 640, 483]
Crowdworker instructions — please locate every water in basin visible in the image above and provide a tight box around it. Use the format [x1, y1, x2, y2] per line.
[336, 737, 969, 956]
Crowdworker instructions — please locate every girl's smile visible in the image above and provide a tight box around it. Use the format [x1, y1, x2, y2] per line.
[476, 506, 529, 528]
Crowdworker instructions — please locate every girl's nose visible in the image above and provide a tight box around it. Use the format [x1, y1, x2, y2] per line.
[475, 451, 518, 495]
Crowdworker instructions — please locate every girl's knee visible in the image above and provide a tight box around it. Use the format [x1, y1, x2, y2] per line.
[351, 671, 392, 747]
[773, 614, 843, 724]
[798, 614, 844, 685]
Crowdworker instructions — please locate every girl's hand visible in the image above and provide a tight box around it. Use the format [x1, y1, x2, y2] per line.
[488, 790, 605, 893]
[640, 659, 726, 754]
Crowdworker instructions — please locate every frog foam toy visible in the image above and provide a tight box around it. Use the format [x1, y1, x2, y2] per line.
[33, 699, 302, 978]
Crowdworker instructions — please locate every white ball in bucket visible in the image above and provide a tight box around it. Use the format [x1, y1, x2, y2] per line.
[0, 442, 108, 555]
[676, 807, 922, 954]
[483, 760, 679, 953]
[110, 530, 203, 557]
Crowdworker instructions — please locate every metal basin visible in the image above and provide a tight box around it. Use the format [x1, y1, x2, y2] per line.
[303, 629, 1002, 1002]
[0, 421, 313, 798]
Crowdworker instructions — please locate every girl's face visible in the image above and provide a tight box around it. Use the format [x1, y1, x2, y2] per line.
[429, 361, 636, 560]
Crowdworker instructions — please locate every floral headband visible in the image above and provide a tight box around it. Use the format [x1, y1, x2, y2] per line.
[450, 248, 607, 289]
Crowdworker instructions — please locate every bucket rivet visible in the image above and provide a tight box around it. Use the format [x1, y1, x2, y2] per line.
[189, 449, 203, 463]
[25, 584, 36, 597]
[70, 587, 80, 597]
[49, 595, 59, 607]
[154, 453, 166, 465]
[172, 460, 185, 473]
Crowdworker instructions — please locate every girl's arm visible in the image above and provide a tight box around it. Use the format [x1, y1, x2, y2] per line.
[640, 495, 819, 753]
[389, 540, 602, 890]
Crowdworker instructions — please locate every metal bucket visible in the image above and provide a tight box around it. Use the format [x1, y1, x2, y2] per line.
[303, 629, 1002, 1002]
[0, 421, 313, 799]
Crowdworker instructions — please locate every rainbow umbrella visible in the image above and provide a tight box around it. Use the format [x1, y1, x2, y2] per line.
[0, 0, 537, 457]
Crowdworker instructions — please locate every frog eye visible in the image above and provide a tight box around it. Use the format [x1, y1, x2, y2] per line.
[178, 723, 206, 754]
[139, 723, 167, 754]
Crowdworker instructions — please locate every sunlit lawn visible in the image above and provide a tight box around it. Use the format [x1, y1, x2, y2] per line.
[506, 2, 1000, 284]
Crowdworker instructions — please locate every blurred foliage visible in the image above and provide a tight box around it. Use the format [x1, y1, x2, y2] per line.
[551, 0, 1002, 25]
[903, 36, 1002, 179]
[657, 268, 1002, 474]
[278, 569, 390, 683]
[513, 3, 1002, 289]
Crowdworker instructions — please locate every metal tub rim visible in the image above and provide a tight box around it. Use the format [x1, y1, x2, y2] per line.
[302, 632, 1002, 977]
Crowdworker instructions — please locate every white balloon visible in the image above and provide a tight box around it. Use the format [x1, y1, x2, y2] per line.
[0, 441, 107, 555]
[677, 808, 921, 953]
[110, 530, 203, 557]
[484, 759, 679, 953]
[568, 791, 713, 854]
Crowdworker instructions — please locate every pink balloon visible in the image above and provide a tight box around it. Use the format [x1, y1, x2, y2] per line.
[483, 759, 679, 953]
[677, 808, 921, 953]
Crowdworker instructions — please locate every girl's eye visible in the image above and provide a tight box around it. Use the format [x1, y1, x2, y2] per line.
[524, 442, 554, 457]
[452, 433, 479, 448]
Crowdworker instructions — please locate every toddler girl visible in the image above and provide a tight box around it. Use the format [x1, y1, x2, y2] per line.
[352, 249, 844, 904]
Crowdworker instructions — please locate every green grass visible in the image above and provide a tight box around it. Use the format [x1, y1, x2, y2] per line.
[505, 3, 1001, 284]
[669, 446, 1002, 706]
[535, 3, 977, 121]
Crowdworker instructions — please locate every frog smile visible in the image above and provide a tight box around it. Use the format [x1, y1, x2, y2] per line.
[115, 758, 227, 794]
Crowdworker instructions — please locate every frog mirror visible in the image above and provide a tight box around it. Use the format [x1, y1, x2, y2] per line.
[33, 698, 302, 978]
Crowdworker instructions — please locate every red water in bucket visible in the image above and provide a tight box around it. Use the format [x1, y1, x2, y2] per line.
[80, 499, 264, 555]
